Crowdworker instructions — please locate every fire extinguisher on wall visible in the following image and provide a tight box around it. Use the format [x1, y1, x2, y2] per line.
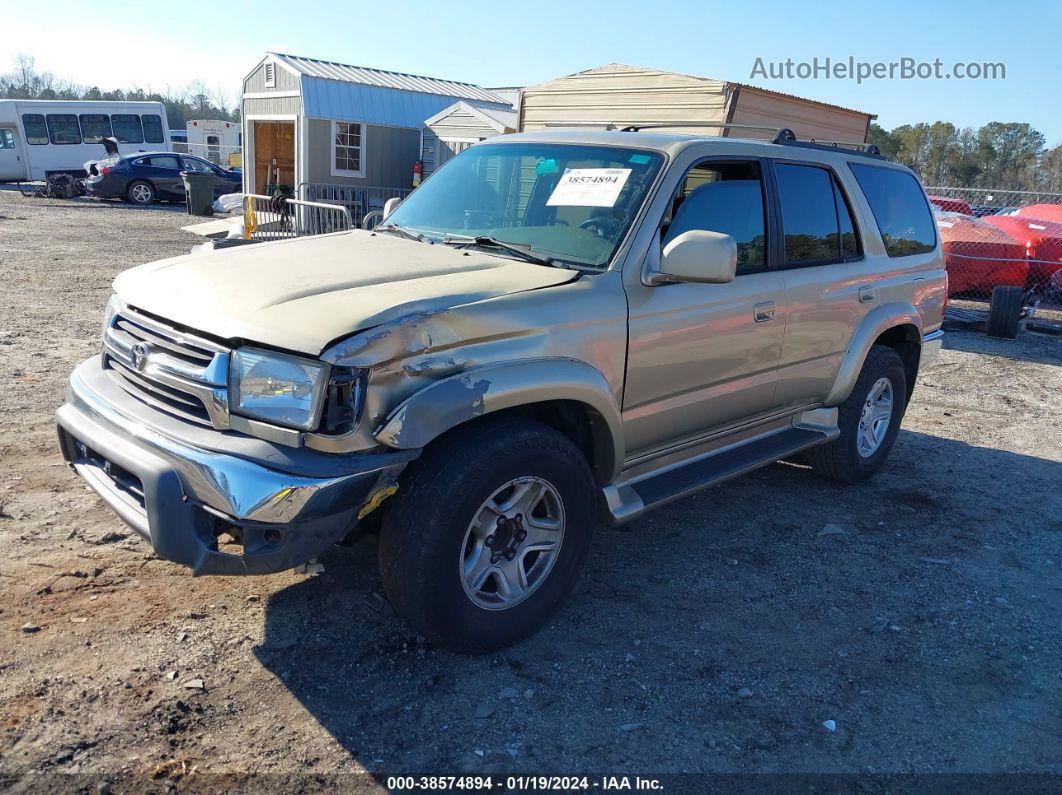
[412, 160, 423, 188]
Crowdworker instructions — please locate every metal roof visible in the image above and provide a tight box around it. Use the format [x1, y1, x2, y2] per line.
[270, 52, 508, 104]
[424, 101, 518, 132]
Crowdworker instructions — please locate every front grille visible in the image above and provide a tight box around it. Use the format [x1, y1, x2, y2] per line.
[102, 307, 230, 428]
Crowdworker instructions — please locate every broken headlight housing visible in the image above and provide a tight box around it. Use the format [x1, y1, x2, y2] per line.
[229, 347, 330, 431]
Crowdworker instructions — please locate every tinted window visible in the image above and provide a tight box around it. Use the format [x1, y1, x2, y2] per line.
[45, 114, 81, 145]
[776, 164, 845, 264]
[183, 157, 215, 173]
[110, 114, 143, 143]
[79, 114, 112, 143]
[850, 164, 936, 257]
[0, 129, 14, 149]
[22, 114, 48, 145]
[835, 180, 860, 258]
[142, 114, 164, 143]
[663, 161, 767, 273]
[146, 155, 181, 170]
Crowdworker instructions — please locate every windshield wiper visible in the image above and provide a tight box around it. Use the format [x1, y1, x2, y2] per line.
[375, 223, 426, 243]
[442, 234, 555, 267]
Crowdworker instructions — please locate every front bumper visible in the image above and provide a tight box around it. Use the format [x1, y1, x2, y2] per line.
[56, 358, 415, 575]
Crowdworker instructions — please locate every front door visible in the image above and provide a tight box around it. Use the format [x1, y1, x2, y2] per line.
[0, 127, 26, 181]
[623, 158, 786, 456]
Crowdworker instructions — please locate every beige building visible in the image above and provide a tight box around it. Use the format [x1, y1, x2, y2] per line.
[519, 63, 873, 143]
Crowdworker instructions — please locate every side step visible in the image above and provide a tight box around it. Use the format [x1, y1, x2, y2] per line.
[601, 418, 835, 525]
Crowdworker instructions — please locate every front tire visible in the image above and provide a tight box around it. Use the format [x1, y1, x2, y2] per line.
[805, 345, 907, 484]
[127, 180, 156, 205]
[378, 417, 596, 653]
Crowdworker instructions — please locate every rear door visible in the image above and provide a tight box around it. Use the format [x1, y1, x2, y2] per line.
[769, 159, 874, 410]
[138, 155, 185, 199]
[0, 127, 25, 180]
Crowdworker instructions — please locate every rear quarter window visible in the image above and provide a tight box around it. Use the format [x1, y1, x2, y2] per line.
[849, 164, 937, 257]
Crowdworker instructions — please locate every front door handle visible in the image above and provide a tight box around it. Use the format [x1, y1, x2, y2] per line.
[859, 286, 877, 303]
[754, 301, 776, 322]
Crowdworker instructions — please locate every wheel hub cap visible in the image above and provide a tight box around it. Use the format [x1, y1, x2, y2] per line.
[460, 476, 565, 611]
[857, 377, 894, 458]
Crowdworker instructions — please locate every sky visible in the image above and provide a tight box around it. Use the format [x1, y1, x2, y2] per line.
[3, 0, 1061, 144]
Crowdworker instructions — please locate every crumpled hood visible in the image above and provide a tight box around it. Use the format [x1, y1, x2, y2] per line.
[113, 230, 577, 354]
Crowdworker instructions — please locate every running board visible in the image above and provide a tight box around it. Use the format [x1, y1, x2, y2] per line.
[601, 410, 837, 525]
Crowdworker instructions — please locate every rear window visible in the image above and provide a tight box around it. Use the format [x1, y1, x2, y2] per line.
[849, 164, 936, 257]
[110, 114, 144, 144]
[79, 114, 113, 143]
[774, 163, 862, 265]
[46, 114, 82, 145]
[22, 114, 49, 145]
[142, 114, 165, 144]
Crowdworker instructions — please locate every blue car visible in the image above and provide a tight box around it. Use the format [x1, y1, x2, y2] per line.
[84, 151, 242, 205]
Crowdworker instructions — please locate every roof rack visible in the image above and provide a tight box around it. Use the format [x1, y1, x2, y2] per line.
[538, 121, 884, 159]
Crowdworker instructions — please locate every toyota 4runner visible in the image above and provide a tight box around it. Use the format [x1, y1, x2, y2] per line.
[56, 129, 946, 652]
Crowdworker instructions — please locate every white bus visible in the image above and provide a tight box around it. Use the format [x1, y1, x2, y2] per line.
[0, 99, 170, 182]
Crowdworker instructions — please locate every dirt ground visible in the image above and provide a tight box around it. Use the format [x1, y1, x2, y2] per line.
[0, 187, 1060, 792]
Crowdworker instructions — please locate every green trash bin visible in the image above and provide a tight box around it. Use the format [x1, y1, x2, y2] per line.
[182, 171, 215, 217]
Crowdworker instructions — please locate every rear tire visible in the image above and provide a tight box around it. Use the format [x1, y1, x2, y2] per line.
[127, 180, 156, 205]
[378, 417, 596, 654]
[805, 345, 907, 484]
[987, 286, 1023, 339]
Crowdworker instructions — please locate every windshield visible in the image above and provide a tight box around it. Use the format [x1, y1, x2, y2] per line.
[385, 142, 665, 268]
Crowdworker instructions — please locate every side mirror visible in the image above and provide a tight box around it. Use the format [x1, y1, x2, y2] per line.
[655, 230, 737, 284]
[383, 197, 403, 219]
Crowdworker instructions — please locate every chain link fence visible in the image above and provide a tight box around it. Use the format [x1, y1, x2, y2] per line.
[925, 186, 1062, 336]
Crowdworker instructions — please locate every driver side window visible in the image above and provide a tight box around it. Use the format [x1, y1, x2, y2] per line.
[662, 160, 768, 274]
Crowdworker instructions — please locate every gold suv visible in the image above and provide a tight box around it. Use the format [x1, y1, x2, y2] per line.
[57, 129, 946, 652]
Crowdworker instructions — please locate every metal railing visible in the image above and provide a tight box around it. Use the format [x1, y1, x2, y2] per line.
[298, 182, 413, 228]
[244, 194, 352, 241]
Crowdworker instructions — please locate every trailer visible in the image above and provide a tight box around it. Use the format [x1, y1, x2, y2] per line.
[184, 119, 241, 167]
[0, 99, 170, 182]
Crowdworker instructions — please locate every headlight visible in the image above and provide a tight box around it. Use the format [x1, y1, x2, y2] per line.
[102, 294, 119, 336]
[229, 347, 329, 431]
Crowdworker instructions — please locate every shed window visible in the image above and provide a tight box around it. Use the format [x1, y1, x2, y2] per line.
[47, 114, 82, 145]
[110, 114, 144, 144]
[22, 114, 48, 145]
[332, 121, 365, 177]
[142, 114, 165, 143]
[79, 114, 112, 143]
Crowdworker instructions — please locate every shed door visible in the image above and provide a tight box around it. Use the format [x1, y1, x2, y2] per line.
[253, 121, 295, 193]
[436, 138, 477, 169]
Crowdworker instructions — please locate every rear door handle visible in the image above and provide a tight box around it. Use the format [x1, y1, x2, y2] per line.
[754, 301, 776, 322]
[859, 286, 877, 303]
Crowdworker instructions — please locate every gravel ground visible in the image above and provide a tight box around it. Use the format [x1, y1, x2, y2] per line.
[0, 187, 1060, 791]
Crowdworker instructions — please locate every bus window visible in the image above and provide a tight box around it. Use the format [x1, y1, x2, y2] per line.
[46, 114, 82, 145]
[110, 114, 144, 144]
[79, 114, 113, 143]
[142, 114, 164, 144]
[22, 114, 49, 145]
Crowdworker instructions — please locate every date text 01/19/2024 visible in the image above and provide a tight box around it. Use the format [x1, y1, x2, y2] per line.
[385, 776, 664, 791]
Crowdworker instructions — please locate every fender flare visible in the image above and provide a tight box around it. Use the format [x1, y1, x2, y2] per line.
[825, 302, 922, 406]
[374, 358, 625, 483]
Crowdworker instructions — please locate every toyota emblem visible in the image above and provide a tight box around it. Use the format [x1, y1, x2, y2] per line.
[131, 342, 152, 372]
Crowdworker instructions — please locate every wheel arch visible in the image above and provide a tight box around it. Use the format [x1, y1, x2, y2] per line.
[825, 303, 923, 406]
[374, 359, 625, 484]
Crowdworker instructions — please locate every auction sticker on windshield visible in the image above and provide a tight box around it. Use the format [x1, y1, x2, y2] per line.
[547, 168, 632, 207]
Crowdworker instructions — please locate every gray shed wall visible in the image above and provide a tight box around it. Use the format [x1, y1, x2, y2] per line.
[304, 118, 419, 188]
[244, 61, 301, 94]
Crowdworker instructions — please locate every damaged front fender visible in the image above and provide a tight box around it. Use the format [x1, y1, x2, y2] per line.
[374, 358, 625, 483]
